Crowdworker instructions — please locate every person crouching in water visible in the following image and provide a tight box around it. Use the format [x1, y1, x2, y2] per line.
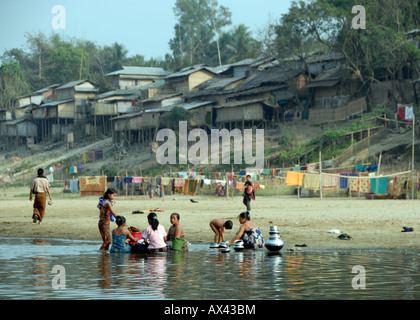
[143, 212, 168, 253]
[227, 211, 264, 249]
[167, 213, 188, 251]
[110, 216, 139, 253]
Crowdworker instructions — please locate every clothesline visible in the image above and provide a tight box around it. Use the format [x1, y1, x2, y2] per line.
[321, 170, 413, 179]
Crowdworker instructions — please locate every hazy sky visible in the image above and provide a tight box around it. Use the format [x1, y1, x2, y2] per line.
[0, 0, 293, 59]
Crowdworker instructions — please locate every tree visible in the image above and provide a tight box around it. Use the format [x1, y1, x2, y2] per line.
[161, 106, 191, 130]
[212, 24, 261, 65]
[267, 0, 420, 100]
[0, 54, 30, 109]
[46, 39, 89, 84]
[104, 42, 129, 72]
[168, 0, 232, 69]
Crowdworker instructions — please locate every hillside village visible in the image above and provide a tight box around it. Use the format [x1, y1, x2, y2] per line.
[1, 41, 420, 182]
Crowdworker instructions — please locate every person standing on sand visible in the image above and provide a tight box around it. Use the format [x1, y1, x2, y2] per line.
[243, 175, 255, 213]
[97, 188, 119, 251]
[29, 168, 52, 224]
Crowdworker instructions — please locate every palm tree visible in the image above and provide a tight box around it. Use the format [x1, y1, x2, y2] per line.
[106, 42, 128, 72]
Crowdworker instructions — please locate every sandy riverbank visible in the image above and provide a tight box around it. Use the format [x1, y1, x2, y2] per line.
[0, 191, 419, 251]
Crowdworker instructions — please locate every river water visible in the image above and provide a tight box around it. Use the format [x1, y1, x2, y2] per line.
[0, 237, 419, 300]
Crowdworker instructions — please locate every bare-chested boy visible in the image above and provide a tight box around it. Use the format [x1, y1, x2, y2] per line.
[209, 219, 233, 245]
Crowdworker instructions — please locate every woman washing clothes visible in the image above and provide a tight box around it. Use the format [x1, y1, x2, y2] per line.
[110, 216, 139, 253]
[226, 211, 264, 249]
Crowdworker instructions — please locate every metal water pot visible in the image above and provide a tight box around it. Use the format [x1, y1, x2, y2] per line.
[234, 240, 244, 251]
[265, 226, 284, 251]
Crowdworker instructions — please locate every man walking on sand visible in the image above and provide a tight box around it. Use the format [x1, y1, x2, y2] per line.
[29, 168, 52, 224]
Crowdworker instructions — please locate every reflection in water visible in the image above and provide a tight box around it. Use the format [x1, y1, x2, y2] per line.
[0, 238, 419, 300]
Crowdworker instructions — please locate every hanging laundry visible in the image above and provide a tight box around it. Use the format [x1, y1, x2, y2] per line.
[391, 177, 402, 198]
[371, 177, 390, 195]
[307, 163, 317, 172]
[303, 173, 320, 190]
[359, 174, 371, 193]
[178, 172, 188, 178]
[398, 104, 413, 123]
[354, 164, 364, 172]
[349, 177, 359, 191]
[322, 160, 333, 168]
[339, 173, 348, 189]
[161, 177, 171, 186]
[132, 177, 142, 183]
[322, 174, 339, 190]
[150, 177, 157, 186]
[184, 179, 191, 195]
[95, 150, 103, 159]
[286, 171, 304, 186]
[123, 177, 132, 184]
[69, 166, 74, 174]
[156, 177, 162, 186]
[47, 173, 54, 183]
[236, 182, 245, 192]
[69, 179, 79, 193]
[174, 178, 185, 188]
[262, 168, 271, 175]
[292, 166, 301, 172]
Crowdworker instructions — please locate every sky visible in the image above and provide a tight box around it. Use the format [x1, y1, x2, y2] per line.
[0, 0, 293, 59]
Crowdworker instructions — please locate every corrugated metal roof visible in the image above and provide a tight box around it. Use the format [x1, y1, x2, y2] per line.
[178, 101, 214, 110]
[34, 99, 75, 108]
[6, 119, 36, 125]
[111, 111, 144, 121]
[214, 99, 266, 109]
[56, 80, 93, 90]
[95, 89, 141, 100]
[34, 84, 61, 93]
[303, 67, 343, 88]
[304, 79, 340, 88]
[165, 66, 217, 79]
[106, 66, 170, 77]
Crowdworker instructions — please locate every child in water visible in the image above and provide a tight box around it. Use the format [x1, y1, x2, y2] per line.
[168, 213, 184, 239]
[167, 213, 188, 251]
[110, 216, 139, 253]
[209, 218, 233, 246]
[142, 212, 168, 253]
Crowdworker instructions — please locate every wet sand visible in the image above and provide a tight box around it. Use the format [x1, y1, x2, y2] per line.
[1, 192, 419, 251]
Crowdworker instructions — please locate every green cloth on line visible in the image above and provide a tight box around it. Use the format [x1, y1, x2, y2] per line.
[370, 177, 389, 195]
